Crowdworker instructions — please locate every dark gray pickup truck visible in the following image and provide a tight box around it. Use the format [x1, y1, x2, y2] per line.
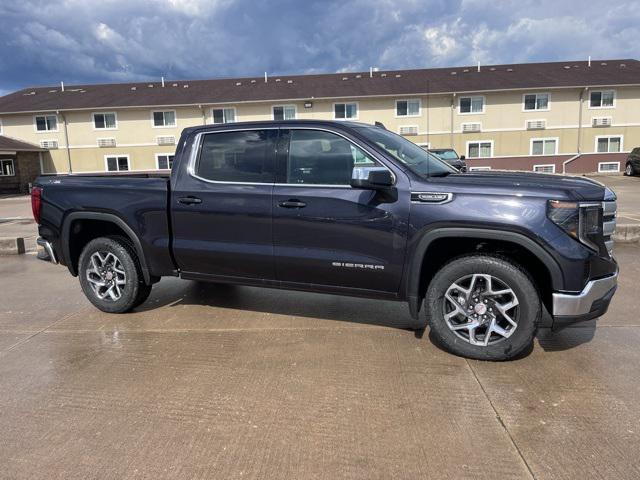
[33, 120, 618, 360]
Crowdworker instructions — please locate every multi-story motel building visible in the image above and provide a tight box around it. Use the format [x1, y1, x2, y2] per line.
[0, 59, 639, 192]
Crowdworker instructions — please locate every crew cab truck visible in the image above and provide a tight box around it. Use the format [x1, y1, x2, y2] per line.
[33, 120, 619, 360]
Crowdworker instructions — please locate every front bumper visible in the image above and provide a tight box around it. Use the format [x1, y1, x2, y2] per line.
[551, 271, 618, 328]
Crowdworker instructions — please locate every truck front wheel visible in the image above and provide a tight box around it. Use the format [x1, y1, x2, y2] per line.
[425, 255, 540, 360]
[78, 236, 151, 313]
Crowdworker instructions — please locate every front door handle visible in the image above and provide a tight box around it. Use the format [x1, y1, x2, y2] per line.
[178, 196, 202, 205]
[278, 199, 307, 209]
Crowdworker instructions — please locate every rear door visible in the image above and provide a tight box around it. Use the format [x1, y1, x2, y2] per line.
[272, 128, 409, 293]
[171, 128, 277, 280]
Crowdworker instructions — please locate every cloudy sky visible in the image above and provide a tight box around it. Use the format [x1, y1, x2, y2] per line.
[0, 0, 638, 95]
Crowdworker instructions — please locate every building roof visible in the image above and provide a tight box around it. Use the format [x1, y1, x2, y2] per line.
[0, 135, 44, 152]
[0, 59, 638, 114]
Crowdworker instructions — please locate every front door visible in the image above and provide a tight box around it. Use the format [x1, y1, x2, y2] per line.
[172, 128, 277, 280]
[272, 128, 409, 293]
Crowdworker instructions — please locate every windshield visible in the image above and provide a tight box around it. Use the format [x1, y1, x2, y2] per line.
[431, 150, 459, 160]
[356, 126, 457, 177]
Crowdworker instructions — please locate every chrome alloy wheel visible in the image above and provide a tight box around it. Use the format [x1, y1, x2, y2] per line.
[443, 274, 519, 346]
[86, 251, 127, 301]
[626, 163, 633, 176]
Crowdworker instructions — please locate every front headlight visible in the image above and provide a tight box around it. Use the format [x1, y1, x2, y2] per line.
[548, 200, 603, 252]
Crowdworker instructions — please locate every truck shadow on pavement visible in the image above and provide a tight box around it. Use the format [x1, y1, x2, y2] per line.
[135, 279, 598, 357]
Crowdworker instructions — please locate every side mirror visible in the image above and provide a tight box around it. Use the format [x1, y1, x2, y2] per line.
[351, 166, 394, 190]
[459, 155, 466, 160]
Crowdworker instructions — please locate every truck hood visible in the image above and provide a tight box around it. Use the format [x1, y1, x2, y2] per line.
[424, 171, 607, 201]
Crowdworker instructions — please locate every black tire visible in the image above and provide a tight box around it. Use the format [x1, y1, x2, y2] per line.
[625, 162, 634, 176]
[78, 236, 151, 313]
[425, 255, 540, 361]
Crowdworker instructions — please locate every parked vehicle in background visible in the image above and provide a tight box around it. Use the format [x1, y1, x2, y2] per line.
[428, 148, 467, 172]
[624, 147, 640, 176]
[33, 120, 619, 361]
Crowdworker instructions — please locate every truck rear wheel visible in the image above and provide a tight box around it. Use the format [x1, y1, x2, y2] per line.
[425, 255, 540, 360]
[78, 236, 151, 313]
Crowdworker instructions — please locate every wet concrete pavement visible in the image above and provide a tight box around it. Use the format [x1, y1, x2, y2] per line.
[1, 245, 639, 479]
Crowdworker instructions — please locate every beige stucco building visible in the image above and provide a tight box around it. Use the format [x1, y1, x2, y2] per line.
[0, 59, 638, 188]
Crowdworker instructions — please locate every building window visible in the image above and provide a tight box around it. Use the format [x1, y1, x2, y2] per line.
[596, 136, 622, 153]
[396, 99, 421, 117]
[212, 108, 236, 124]
[0, 159, 15, 176]
[334, 102, 358, 120]
[459, 96, 484, 114]
[533, 164, 555, 173]
[469, 166, 491, 171]
[105, 155, 130, 172]
[35, 114, 58, 132]
[156, 154, 174, 170]
[152, 111, 176, 127]
[590, 90, 615, 108]
[93, 112, 117, 130]
[467, 141, 493, 158]
[531, 138, 558, 155]
[272, 105, 296, 121]
[598, 162, 620, 173]
[523, 93, 549, 111]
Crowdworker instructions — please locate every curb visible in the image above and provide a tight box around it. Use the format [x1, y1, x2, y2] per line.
[614, 224, 640, 244]
[0, 237, 26, 255]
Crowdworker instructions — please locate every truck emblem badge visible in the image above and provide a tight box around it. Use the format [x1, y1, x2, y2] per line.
[332, 262, 384, 270]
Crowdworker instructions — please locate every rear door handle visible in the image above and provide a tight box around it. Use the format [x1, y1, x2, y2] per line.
[178, 196, 202, 205]
[278, 199, 307, 209]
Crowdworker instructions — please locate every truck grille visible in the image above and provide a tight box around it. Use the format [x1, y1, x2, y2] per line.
[602, 200, 616, 256]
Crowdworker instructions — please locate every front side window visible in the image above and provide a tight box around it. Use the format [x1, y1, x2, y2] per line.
[212, 108, 236, 124]
[524, 93, 549, 111]
[286, 129, 380, 185]
[273, 105, 296, 121]
[0, 159, 15, 176]
[590, 90, 615, 108]
[153, 111, 176, 127]
[35, 115, 57, 132]
[334, 103, 358, 120]
[467, 141, 493, 158]
[196, 129, 276, 183]
[531, 138, 557, 155]
[597, 136, 622, 153]
[396, 99, 421, 117]
[106, 155, 129, 172]
[157, 154, 174, 170]
[459, 96, 484, 114]
[93, 112, 117, 129]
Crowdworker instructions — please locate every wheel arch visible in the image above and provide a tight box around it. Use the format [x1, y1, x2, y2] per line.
[405, 227, 564, 321]
[61, 211, 152, 284]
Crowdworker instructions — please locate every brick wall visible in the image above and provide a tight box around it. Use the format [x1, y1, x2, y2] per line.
[0, 152, 41, 194]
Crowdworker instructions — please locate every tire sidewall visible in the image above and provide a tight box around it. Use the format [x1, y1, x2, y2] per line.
[78, 237, 141, 313]
[425, 255, 540, 360]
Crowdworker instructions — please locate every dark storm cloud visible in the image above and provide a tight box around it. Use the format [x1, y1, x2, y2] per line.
[0, 0, 637, 92]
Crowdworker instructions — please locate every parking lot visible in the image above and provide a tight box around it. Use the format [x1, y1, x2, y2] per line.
[1, 177, 639, 479]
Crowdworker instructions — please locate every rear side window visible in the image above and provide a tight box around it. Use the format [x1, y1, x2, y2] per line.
[286, 129, 379, 185]
[196, 130, 276, 183]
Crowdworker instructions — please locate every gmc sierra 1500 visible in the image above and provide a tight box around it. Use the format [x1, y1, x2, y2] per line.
[33, 120, 618, 360]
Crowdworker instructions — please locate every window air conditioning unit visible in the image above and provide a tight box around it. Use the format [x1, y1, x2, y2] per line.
[97, 138, 116, 148]
[462, 122, 481, 133]
[157, 135, 176, 146]
[40, 140, 58, 149]
[592, 117, 612, 127]
[399, 125, 418, 136]
[526, 120, 546, 130]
